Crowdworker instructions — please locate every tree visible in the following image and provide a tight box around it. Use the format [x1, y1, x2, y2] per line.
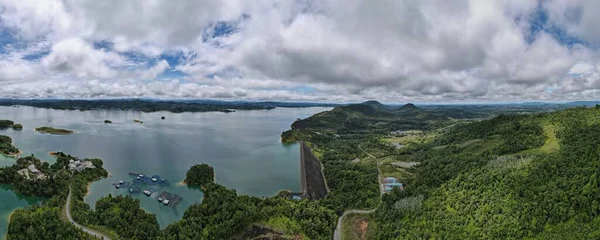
[184, 164, 215, 186]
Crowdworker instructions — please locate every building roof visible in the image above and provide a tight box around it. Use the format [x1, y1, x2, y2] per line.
[383, 177, 397, 183]
[28, 164, 40, 174]
[385, 183, 403, 187]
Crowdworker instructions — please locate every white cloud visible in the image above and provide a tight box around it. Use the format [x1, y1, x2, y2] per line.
[0, 0, 600, 102]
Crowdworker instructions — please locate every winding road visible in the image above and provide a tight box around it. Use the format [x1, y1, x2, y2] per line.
[65, 186, 111, 240]
[333, 209, 376, 240]
[333, 145, 383, 240]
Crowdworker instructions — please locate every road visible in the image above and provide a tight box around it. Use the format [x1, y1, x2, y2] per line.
[333, 145, 383, 240]
[358, 145, 383, 196]
[333, 209, 376, 240]
[65, 186, 112, 240]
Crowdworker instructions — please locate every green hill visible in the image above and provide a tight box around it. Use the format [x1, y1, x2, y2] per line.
[373, 107, 600, 239]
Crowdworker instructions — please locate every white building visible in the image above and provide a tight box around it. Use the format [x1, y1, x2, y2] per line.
[68, 160, 96, 172]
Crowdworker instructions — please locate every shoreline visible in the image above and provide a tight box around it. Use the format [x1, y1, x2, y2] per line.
[1, 150, 22, 159]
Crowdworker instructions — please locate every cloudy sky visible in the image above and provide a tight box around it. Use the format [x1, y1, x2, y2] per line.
[0, 0, 598, 103]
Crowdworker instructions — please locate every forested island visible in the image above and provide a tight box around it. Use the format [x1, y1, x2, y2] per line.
[4, 101, 600, 239]
[184, 164, 215, 187]
[0, 120, 23, 130]
[0, 135, 19, 156]
[35, 127, 74, 135]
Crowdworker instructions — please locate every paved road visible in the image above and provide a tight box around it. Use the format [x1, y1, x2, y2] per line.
[333, 209, 376, 240]
[333, 145, 382, 240]
[65, 186, 112, 240]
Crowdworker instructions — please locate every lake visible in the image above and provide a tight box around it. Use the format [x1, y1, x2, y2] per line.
[0, 106, 330, 238]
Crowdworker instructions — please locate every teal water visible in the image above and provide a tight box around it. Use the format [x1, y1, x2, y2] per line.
[0, 184, 43, 240]
[0, 106, 330, 237]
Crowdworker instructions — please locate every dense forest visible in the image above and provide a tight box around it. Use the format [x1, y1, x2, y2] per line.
[0, 135, 19, 155]
[184, 163, 215, 187]
[0, 119, 22, 130]
[371, 107, 600, 239]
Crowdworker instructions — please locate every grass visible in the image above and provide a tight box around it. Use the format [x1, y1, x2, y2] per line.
[259, 216, 303, 238]
[379, 164, 412, 183]
[380, 131, 433, 146]
[342, 213, 375, 240]
[519, 123, 559, 154]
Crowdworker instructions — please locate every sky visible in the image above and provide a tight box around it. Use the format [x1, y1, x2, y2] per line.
[0, 0, 599, 103]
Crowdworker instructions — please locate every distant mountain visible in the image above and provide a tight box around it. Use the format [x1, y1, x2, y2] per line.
[399, 103, 418, 110]
[361, 100, 385, 107]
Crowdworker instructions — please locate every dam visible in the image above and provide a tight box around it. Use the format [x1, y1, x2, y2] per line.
[299, 142, 328, 200]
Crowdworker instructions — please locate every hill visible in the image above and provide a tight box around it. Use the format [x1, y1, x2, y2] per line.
[373, 106, 600, 239]
[285, 101, 446, 138]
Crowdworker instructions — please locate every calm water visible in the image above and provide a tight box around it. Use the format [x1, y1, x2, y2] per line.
[0, 106, 330, 238]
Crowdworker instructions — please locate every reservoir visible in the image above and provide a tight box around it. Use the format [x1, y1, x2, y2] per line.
[0, 106, 330, 238]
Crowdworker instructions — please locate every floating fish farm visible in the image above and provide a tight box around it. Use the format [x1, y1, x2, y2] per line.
[111, 172, 182, 207]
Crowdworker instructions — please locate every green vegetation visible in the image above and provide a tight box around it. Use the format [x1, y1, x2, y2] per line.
[342, 213, 375, 240]
[0, 119, 23, 130]
[161, 183, 337, 239]
[8, 206, 89, 240]
[0, 120, 14, 128]
[7, 101, 600, 239]
[1, 152, 109, 239]
[371, 107, 600, 239]
[184, 163, 215, 187]
[0, 135, 19, 156]
[35, 127, 74, 135]
[280, 101, 600, 239]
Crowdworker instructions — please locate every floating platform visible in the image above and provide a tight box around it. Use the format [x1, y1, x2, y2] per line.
[155, 191, 182, 208]
[129, 172, 166, 185]
[112, 181, 133, 189]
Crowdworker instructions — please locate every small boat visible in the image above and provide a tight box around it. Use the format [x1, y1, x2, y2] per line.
[119, 180, 124, 184]
[162, 199, 170, 205]
[158, 197, 163, 202]
[115, 185, 120, 189]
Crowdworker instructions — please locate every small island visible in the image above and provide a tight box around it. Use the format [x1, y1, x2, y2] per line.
[35, 126, 74, 135]
[0, 119, 23, 130]
[104, 120, 112, 124]
[184, 163, 215, 186]
[0, 135, 20, 157]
